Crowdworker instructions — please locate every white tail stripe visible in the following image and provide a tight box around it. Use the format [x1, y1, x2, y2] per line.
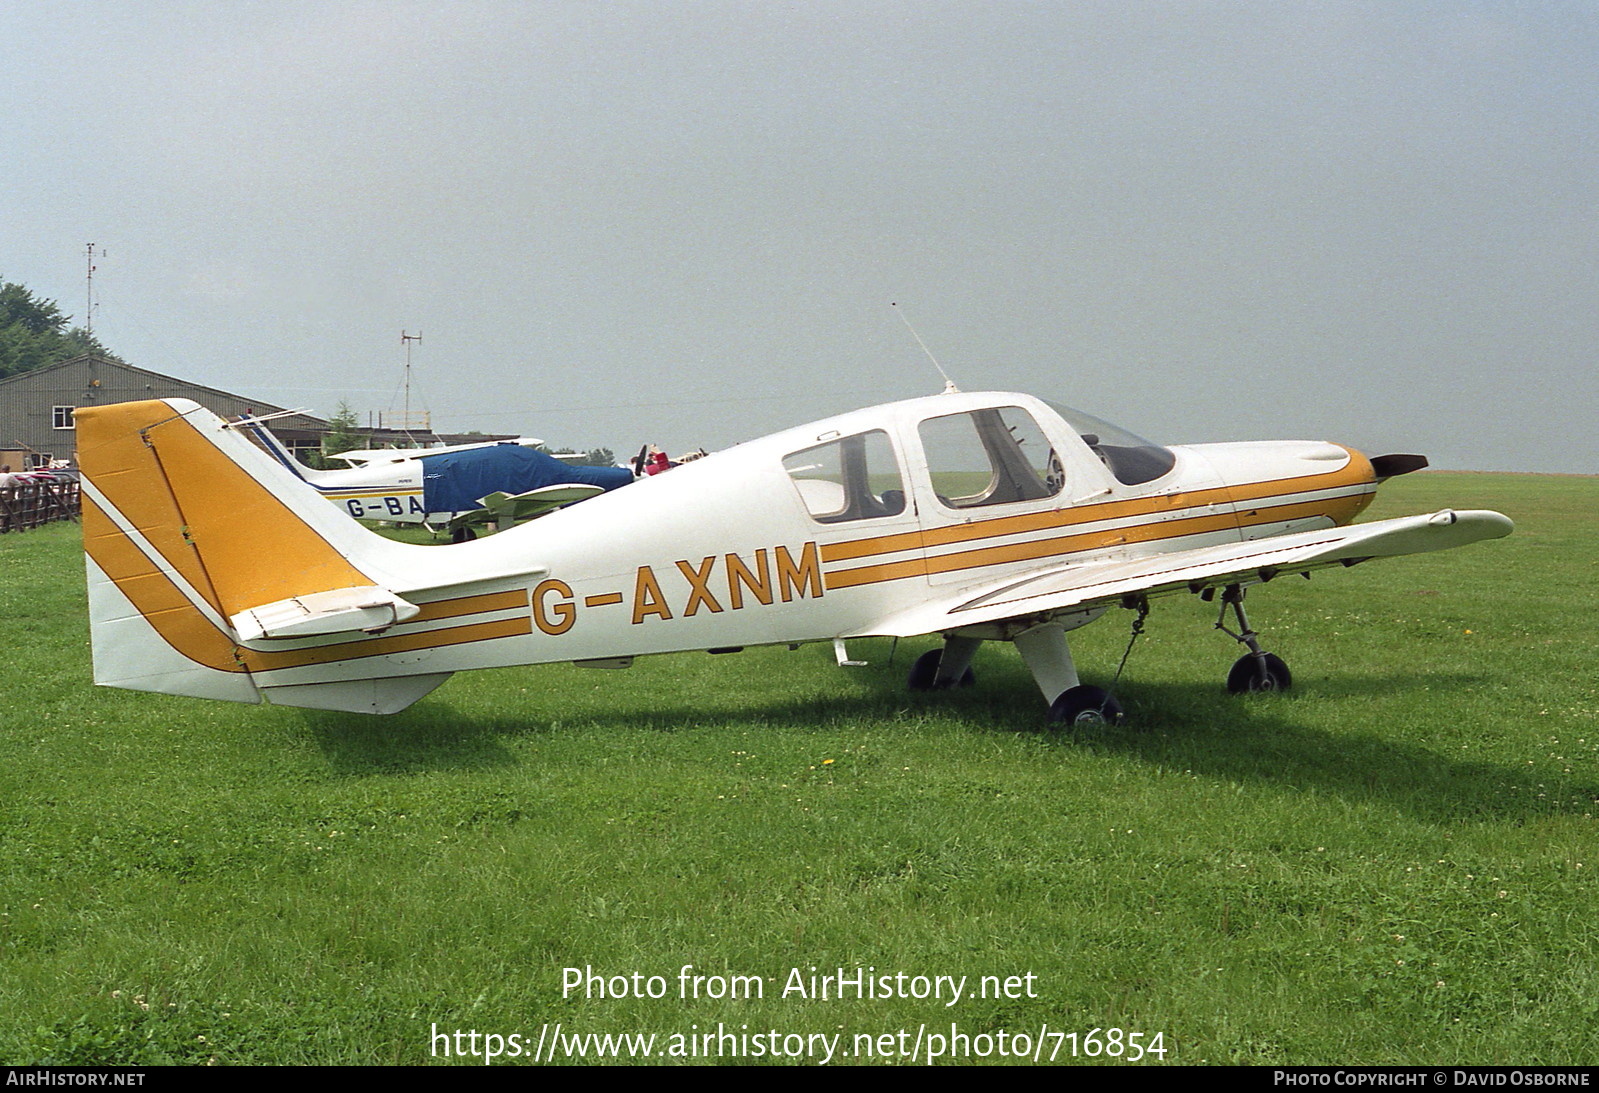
[82, 479, 235, 636]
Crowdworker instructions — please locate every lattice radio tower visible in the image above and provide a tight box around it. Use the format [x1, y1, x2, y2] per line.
[85, 243, 105, 340]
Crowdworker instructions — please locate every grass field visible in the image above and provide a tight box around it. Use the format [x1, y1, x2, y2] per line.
[1, 472, 1595, 1065]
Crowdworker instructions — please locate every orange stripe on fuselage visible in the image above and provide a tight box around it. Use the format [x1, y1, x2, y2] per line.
[821, 449, 1374, 566]
[85, 493, 531, 675]
[250, 615, 533, 671]
[410, 589, 528, 623]
[821, 453, 1376, 590]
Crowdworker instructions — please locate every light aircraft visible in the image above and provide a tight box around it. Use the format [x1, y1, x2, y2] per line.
[235, 414, 631, 530]
[321, 441, 541, 468]
[76, 391, 1511, 721]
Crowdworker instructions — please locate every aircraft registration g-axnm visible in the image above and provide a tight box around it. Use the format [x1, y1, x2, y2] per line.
[76, 391, 1511, 722]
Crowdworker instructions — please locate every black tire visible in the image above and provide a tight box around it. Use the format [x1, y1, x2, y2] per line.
[1048, 685, 1124, 726]
[907, 649, 974, 691]
[1226, 652, 1291, 694]
[451, 525, 477, 543]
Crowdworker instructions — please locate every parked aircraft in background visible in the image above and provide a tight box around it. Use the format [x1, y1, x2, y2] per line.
[77, 391, 1510, 721]
[233, 414, 630, 530]
[322, 438, 541, 468]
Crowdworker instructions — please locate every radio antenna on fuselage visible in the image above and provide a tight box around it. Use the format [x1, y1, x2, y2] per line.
[891, 302, 959, 393]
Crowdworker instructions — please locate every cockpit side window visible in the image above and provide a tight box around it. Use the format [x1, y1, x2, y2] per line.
[918, 406, 1064, 510]
[1042, 400, 1177, 486]
[782, 429, 907, 524]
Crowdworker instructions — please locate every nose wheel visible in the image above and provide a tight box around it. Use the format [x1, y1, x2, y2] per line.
[1227, 651, 1292, 693]
[1215, 585, 1292, 694]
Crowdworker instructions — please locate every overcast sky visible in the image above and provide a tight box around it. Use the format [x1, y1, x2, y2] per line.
[3, 1, 1594, 472]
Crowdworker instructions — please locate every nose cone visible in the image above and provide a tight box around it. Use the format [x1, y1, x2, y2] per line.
[1339, 445, 1379, 489]
[1188, 439, 1381, 529]
[1193, 439, 1373, 486]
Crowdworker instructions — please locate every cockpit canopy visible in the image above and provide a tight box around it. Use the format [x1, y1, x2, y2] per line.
[1044, 400, 1176, 486]
[779, 394, 1177, 526]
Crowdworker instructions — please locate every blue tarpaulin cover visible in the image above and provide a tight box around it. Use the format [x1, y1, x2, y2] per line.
[420, 445, 633, 513]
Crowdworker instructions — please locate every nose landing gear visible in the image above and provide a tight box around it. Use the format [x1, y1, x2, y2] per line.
[1214, 584, 1292, 693]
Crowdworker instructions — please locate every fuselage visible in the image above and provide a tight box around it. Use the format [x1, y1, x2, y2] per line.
[78, 391, 1386, 713]
[228, 392, 1380, 697]
[466, 390, 1377, 652]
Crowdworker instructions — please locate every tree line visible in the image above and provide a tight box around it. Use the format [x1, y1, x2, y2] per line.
[3, 276, 619, 466]
[0, 278, 119, 380]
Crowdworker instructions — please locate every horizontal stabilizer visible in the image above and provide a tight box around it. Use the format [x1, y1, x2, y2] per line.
[231, 586, 421, 643]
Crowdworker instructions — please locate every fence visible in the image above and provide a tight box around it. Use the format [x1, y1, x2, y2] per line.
[0, 479, 81, 533]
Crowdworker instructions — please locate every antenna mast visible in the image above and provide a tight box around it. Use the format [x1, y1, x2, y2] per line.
[85, 243, 104, 340]
[384, 330, 430, 443]
[890, 302, 958, 393]
[400, 330, 422, 426]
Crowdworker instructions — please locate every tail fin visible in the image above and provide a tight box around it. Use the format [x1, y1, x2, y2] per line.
[76, 399, 453, 713]
[234, 414, 318, 482]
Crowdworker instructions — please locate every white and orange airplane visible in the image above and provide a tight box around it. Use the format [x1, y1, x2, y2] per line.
[76, 390, 1511, 721]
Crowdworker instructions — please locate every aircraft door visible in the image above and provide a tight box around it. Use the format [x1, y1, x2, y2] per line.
[911, 404, 1078, 589]
[779, 428, 924, 612]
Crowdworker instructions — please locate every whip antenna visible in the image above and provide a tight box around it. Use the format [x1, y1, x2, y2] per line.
[891, 302, 959, 393]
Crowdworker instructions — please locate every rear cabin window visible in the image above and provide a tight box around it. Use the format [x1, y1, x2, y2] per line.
[782, 430, 906, 524]
[918, 406, 1064, 510]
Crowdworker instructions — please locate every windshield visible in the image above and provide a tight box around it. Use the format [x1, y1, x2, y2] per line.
[1043, 400, 1176, 486]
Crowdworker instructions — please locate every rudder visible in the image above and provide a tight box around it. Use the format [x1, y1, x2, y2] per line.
[76, 399, 445, 712]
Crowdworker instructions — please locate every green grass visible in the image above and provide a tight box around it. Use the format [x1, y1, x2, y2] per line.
[1, 473, 1595, 1065]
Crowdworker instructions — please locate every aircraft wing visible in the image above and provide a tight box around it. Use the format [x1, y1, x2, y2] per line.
[485, 483, 606, 521]
[868, 509, 1513, 638]
[450, 484, 607, 529]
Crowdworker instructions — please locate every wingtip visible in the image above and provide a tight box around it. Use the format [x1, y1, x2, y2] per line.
[1436, 509, 1514, 538]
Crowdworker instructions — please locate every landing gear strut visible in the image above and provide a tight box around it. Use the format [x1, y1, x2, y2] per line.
[1215, 585, 1292, 693]
[1016, 620, 1127, 727]
[907, 637, 979, 691]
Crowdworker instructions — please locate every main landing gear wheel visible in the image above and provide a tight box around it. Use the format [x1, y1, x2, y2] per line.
[1226, 653, 1292, 694]
[907, 649, 975, 691]
[1048, 685, 1124, 726]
